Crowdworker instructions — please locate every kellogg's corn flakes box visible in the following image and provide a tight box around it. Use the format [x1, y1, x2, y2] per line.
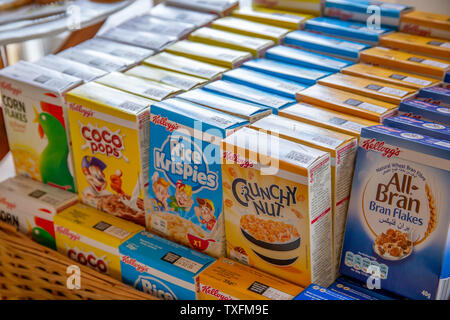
[119, 231, 215, 300]
[147, 98, 248, 258]
[0, 176, 78, 250]
[195, 257, 303, 300]
[54, 203, 143, 281]
[0, 61, 82, 192]
[222, 127, 333, 287]
[340, 125, 450, 300]
[67, 82, 152, 226]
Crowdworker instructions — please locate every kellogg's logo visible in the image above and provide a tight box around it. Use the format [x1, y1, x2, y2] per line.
[121, 256, 149, 273]
[361, 138, 400, 158]
[56, 226, 80, 241]
[80, 122, 128, 161]
[223, 151, 254, 168]
[152, 114, 179, 133]
[70, 103, 94, 118]
[0, 197, 16, 210]
[0, 82, 22, 96]
[200, 285, 233, 300]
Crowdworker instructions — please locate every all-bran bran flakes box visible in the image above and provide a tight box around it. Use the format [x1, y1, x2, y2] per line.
[340, 125, 450, 300]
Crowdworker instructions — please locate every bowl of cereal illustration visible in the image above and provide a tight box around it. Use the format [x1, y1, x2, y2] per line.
[240, 215, 301, 266]
[373, 228, 414, 261]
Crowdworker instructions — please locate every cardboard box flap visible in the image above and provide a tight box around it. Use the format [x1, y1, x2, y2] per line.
[58, 47, 131, 72]
[231, 7, 313, 29]
[150, 3, 218, 27]
[384, 115, 450, 141]
[119, 15, 195, 39]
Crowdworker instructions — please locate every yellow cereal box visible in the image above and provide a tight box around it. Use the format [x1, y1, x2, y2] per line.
[254, 0, 322, 15]
[360, 47, 450, 79]
[341, 63, 441, 90]
[222, 127, 333, 287]
[211, 17, 291, 44]
[318, 73, 417, 105]
[279, 102, 378, 139]
[165, 40, 253, 69]
[297, 84, 398, 123]
[400, 10, 450, 41]
[231, 7, 314, 29]
[54, 203, 143, 281]
[251, 115, 357, 279]
[195, 257, 303, 300]
[67, 82, 152, 227]
[189, 27, 275, 58]
[379, 32, 450, 61]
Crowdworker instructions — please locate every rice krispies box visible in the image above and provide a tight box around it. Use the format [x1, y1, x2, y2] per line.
[147, 98, 248, 258]
[0, 176, 78, 250]
[119, 231, 215, 300]
[222, 127, 333, 287]
[66, 82, 152, 227]
[0, 61, 82, 192]
[340, 125, 450, 300]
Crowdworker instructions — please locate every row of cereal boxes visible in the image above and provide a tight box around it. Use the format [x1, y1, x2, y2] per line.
[0, 0, 449, 300]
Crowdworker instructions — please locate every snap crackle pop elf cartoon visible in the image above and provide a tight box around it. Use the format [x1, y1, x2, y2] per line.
[146, 98, 248, 258]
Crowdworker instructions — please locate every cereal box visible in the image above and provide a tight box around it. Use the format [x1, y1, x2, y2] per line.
[318, 73, 417, 105]
[284, 30, 370, 62]
[253, 0, 322, 15]
[125, 65, 207, 92]
[118, 15, 195, 39]
[342, 63, 441, 90]
[143, 52, 227, 81]
[265, 45, 354, 73]
[242, 58, 331, 85]
[360, 47, 450, 80]
[222, 127, 333, 287]
[0, 61, 82, 192]
[417, 86, 450, 108]
[178, 89, 272, 123]
[231, 7, 313, 29]
[222, 68, 308, 99]
[384, 115, 450, 141]
[0, 176, 78, 250]
[399, 11, 450, 41]
[76, 38, 155, 65]
[279, 102, 379, 139]
[150, 3, 218, 27]
[35, 54, 107, 83]
[324, 0, 413, 29]
[250, 115, 357, 279]
[328, 276, 401, 300]
[398, 99, 450, 126]
[54, 203, 143, 281]
[340, 125, 450, 300]
[188, 27, 275, 58]
[297, 84, 398, 123]
[202, 80, 296, 114]
[165, 40, 253, 69]
[195, 257, 303, 300]
[379, 32, 450, 61]
[147, 98, 248, 258]
[94, 72, 182, 102]
[98, 27, 177, 52]
[119, 230, 215, 300]
[293, 284, 353, 300]
[305, 17, 393, 45]
[165, 0, 238, 17]
[57, 47, 131, 72]
[67, 82, 152, 226]
[211, 17, 290, 44]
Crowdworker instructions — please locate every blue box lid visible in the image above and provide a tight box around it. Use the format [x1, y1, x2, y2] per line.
[266, 45, 354, 72]
[399, 99, 450, 126]
[418, 86, 450, 106]
[384, 115, 450, 141]
[325, 0, 412, 18]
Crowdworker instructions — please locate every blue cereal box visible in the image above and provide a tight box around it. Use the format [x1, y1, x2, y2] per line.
[147, 98, 248, 258]
[265, 45, 354, 73]
[202, 80, 296, 114]
[384, 115, 450, 141]
[398, 100, 450, 126]
[242, 58, 331, 86]
[324, 0, 413, 29]
[340, 125, 450, 300]
[305, 17, 393, 45]
[284, 30, 371, 61]
[294, 284, 353, 300]
[222, 68, 308, 99]
[328, 276, 401, 300]
[119, 230, 215, 300]
[417, 86, 450, 109]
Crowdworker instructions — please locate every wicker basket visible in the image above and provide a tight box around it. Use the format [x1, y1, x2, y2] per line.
[0, 221, 157, 300]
